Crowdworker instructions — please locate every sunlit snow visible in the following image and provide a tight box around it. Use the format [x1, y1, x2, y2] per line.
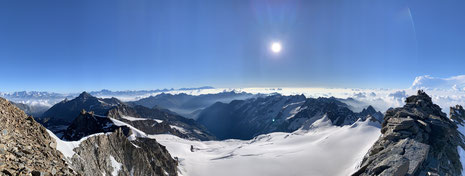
[109, 155, 122, 176]
[150, 119, 381, 176]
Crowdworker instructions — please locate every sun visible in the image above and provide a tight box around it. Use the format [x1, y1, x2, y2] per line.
[271, 42, 282, 53]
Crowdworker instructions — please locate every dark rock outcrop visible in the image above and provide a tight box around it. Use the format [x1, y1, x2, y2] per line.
[359, 105, 384, 123]
[62, 110, 129, 141]
[107, 104, 214, 141]
[0, 97, 77, 175]
[39, 92, 124, 132]
[69, 128, 178, 176]
[353, 90, 465, 176]
[451, 105, 465, 126]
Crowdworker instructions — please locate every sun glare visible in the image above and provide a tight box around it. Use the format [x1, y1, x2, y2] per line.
[271, 42, 282, 53]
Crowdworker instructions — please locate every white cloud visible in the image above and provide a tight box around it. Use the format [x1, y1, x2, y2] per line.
[388, 90, 407, 101]
[411, 75, 465, 91]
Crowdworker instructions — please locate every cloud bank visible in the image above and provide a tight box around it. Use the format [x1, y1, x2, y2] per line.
[412, 75, 465, 91]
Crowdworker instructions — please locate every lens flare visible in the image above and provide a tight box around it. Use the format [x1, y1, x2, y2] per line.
[271, 42, 282, 53]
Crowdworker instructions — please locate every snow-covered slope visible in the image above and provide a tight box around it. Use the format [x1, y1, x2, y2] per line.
[197, 94, 381, 140]
[47, 119, 179, 176]
[150, 118, 381, 176]
[47, 129, 107, 159]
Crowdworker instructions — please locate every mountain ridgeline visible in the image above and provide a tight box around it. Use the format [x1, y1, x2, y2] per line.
[41, 91, 214, 141]
[39, 92, 123, 133]
[130, 91, 257, 119]
[197, 94, 383, 140]
[106, 104, 216, 140]
[4, 88, 465, 176]
[1, 96, 179, 176]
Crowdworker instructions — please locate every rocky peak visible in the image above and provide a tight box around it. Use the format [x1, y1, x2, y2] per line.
[62, 110, 128, 141]
[77, 91, 92, 99]
[0, 97, 76, 175]
[361, 105, 376, 114]
[40, 92, 125, 131]
[451, 105, 465, 125]
[67, 128, 178, 176]
[353, 90, 464, 176]
[359, 105, 384, 123]
[107, 104, 215, 141]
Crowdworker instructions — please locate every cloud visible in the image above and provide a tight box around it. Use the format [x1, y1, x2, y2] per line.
[388, 90, 407, 100]
[353, 92, 366, 98]
[411, 75, 465, 91]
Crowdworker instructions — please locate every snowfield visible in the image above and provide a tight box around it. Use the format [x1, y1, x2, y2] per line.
[150, 118, 381, 176]
[120, 115, 151, 121]
[47, 112, 381, 176]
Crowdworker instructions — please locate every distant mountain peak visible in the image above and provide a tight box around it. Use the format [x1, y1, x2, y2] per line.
[78, 91, 92, 99]
[361, 105, 376, 114]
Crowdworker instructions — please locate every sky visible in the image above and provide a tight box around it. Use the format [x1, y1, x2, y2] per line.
[1, 0, 465, 93]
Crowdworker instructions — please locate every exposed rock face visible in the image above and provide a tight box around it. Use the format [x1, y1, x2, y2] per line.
[283, 97, 383, 131]
[353, 90, 465, 176]
[0, 97, 76, 175]
[198, 94, 382, 140]
[69, 128, 178, 176]
[359, 105, 384, 122]
[197, 94, 307, 140]
[39, 91, 124, 132]
[107, 104, 215, 141]
[62, 110, 129, 141]
[451, 105, 465, 126]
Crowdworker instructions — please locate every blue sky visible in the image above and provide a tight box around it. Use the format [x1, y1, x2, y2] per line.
[1, 0, 465, 92]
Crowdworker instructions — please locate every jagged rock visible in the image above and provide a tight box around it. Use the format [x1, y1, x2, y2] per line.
[197, 94, 383, 140]
[62, 110, 130, 141]
[359, 105, 384, 122]
[451, 105, 465, 125]
[68, 128, 178, 176]
[353, 90, 464, 176]
[0, 97, 77, 175]
[107, 104, 215, 140]
[39, 91, 124, 134]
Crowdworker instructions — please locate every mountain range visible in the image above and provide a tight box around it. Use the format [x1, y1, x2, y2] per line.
[1, 89, 465, 175]
[38, 92, 124, 133]
[129, 91, 257, 119]
[197, 94, 383, 140]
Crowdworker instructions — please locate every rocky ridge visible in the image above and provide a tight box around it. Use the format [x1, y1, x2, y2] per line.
[353, 90, 465, 176]
[107, 104, 215, 141]
[62, 110, 129, 141]
[0, 97, 76, 175]
[282, 97, 383, 132]
[39, 91, 124, 132]
[68, 128, 178, 176]
[197, 94, 383, 140]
